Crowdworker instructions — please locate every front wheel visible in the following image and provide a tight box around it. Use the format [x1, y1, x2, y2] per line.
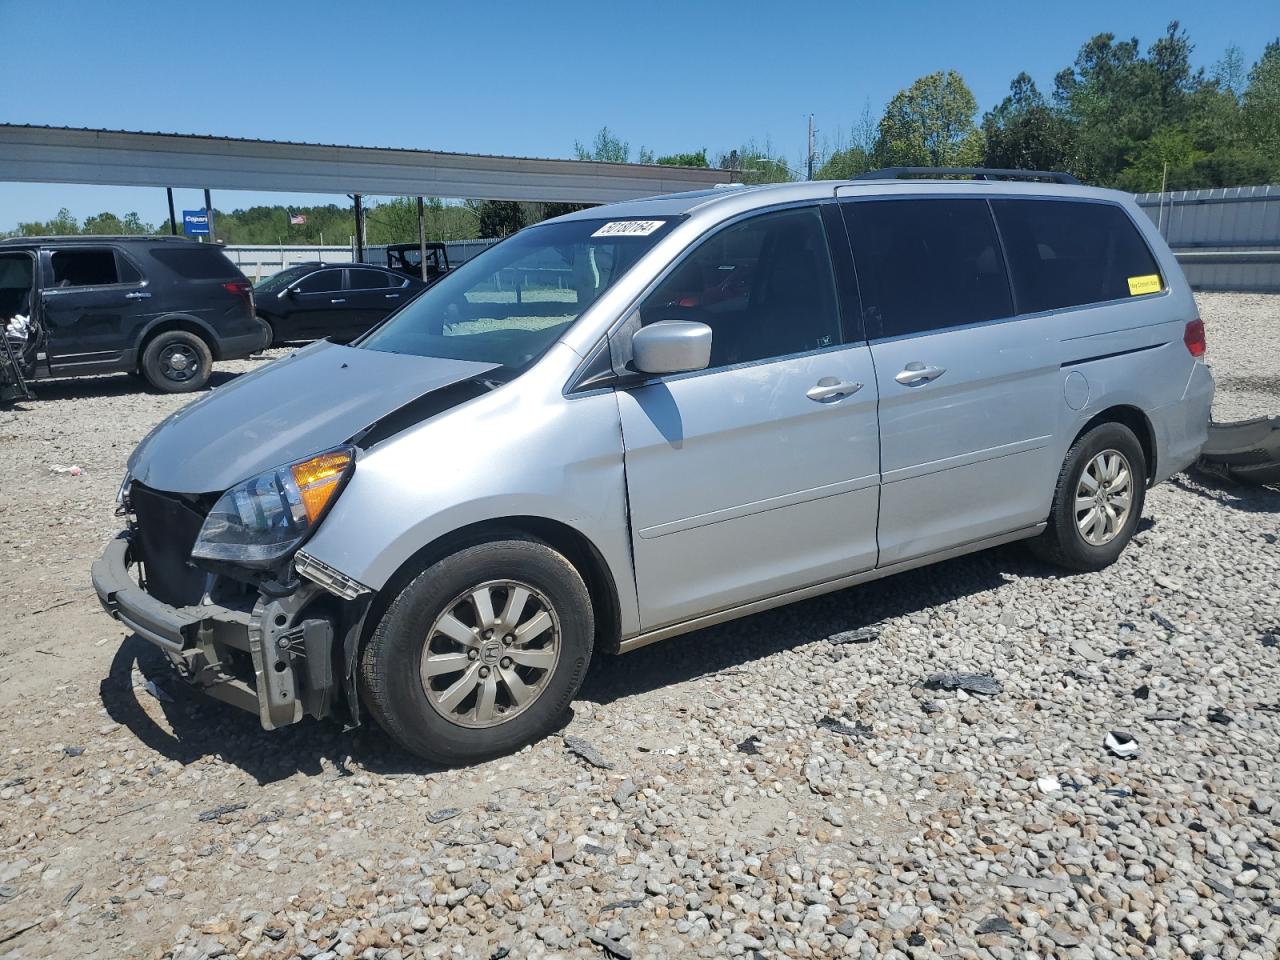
[140, 330, 212, 393]
[360, 538, 594, 765]
[1031, 421, 1147, 571]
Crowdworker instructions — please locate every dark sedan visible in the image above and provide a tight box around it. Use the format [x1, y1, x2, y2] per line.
[255, 263, 425, 345]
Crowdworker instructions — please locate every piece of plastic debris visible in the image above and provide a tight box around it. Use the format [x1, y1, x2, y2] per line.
[61, 745, 84, 757]
[1037, 776, 1062, 794]
[563, 734, 615, 770]
[1208, 707, 1233, 725]
[817, 715, 873, 738]
[1133, 684, 1150, 700]
[49, 464, 84, 476]
[975, 916, 1016, 935]
[143, 679, 174, 703]
[736, 736, 761, 755]
[426, 807, 462, 824]
[1105, 731, 1139, 758]
[828, 626, 879, 645]
[197, 802, 247, 822]
[923, 672, 1002, 696]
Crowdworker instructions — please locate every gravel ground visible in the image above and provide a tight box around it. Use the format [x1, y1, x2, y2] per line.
[0, 294, 1278, 960]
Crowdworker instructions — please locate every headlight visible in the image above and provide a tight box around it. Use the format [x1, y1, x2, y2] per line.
[191, 447, 355, 568]
[116, 471, 132, 506]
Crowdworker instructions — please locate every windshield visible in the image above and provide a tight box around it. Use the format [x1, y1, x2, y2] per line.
[360, 217, 679, 373]
[255, 266, 311, 293]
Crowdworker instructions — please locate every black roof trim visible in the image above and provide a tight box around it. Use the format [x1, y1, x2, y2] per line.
[0, 234, 210, 245]
[853, 167, 1081, 185]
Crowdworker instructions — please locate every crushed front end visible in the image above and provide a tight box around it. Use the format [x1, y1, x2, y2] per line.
[92, 462, 371, 730]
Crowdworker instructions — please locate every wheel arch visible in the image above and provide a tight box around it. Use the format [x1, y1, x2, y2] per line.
[136, 314, 221, 365]
[1074, 404, 1157, 483]
[362, 516, 624, 659]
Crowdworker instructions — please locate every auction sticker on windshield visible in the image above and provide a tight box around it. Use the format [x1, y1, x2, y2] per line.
[592, 220, 666, 237]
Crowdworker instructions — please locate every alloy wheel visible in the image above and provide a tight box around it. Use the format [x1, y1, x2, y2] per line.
[1074, 449, 1133, 546]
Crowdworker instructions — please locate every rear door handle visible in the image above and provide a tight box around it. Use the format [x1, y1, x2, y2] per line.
[330, 298, 346, 304]
[384, 293, 400, 299]
[124, 291, 151, 300]
[806, 378, 863, 402]
[895, 362, 946, 386]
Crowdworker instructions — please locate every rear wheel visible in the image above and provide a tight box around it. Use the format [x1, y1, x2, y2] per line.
[141, 330, 212, 393]
[1031, 421, 1146, 571]
[360, 538, 594, 765]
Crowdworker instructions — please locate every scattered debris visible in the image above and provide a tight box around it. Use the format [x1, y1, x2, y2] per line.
[61, 745, 84, 757]
[920, 699, 942, 714]
[426, 807, 462, 824]
[263, 927, 286, 941]
[489, 948, 511, 960]
[923, 672, 1002, 696]
[586, 928, 632, 959]
[1208, 707, 1233, 725]
[1036, 776, 1062, 794]
[1150, 611, 1178, 633]
[906, 932, 926, 947]
[143, 679, 173, 703]
[197, 802, 247, 822]
[1260, 630, 1277, 648]
[1069, 638, 1104, 662]
[563, 735, 615, 770]
[1109, 647, 1135, 660]
[61, 882, 82, 906]
[1003, 874, 1069, 894]
[817, 715, 873, 738]
[735, 736, 762, 755]
[1133, 684, 1150, 700]
[0, 885, 15, 900]
[49, 464, 83, 476]
[1103, 787, 1132, 798]
[1105, 731, 1139, 758]
[975, 916, 1016, 935]
[828, 626, 879, 645]
[599, 899, 644, 913]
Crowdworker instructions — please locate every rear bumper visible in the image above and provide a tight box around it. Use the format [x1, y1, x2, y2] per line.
[92, 532, 336, 729]
[215, 319, 271, 360]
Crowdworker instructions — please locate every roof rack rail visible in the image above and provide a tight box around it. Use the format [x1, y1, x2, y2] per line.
[0, 233, 201, 244]
[853, 166, 1080, 185]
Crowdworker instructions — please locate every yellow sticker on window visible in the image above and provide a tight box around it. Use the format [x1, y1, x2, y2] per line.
[1127, 274, 1162, 296]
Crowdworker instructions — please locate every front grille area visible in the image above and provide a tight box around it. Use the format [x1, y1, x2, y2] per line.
[129, 482, 211, 608]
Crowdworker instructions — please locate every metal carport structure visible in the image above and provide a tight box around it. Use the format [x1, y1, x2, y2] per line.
[0, 124, 733, 267]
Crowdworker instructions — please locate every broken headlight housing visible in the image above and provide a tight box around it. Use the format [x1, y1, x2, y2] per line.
[191, 447, 355, 569]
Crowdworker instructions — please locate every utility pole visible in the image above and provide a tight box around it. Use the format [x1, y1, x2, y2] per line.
[204, 188, 215, 243]
[353, 193, 365, 264]
[166, 188, 177, 235]
[807, 114, 815, 181]
[417, 197, 428, 283]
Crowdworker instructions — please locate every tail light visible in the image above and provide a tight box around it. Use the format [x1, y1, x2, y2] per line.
[222, 279, 254, 313]
[1183, 319, 1206, 358]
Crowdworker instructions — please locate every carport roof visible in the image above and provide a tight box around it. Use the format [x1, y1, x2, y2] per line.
[0, 124, 732, 203]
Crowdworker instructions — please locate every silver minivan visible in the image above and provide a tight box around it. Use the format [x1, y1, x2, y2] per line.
[93, 170, 1214, 764]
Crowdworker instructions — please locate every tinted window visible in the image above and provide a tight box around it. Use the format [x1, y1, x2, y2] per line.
[843, 199, 1012, 338]
[639, 206, 841, 368]
[50, 249, 119, 287]
[992, 199, 1163, 313]
[116, 252, 142, 283]
[296, 269, 344, 294]
[151, 247, 239, 280]
[348, 268, 390, 290]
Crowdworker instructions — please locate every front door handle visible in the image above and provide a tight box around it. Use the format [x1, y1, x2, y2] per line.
[806, 378, 863, 402]
[124, 291, 152, 300]
[895, 362, 946, 386]
[329, 298, 346, 304]
[384, 293, 400, 299]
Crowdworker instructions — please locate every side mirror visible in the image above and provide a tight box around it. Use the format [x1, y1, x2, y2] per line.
[282, 287, 299, 298]
[631, 321, 712, 376]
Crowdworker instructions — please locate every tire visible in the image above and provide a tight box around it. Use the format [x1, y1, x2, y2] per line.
[140, 330, 212, 393]
[360, 538, 594, 765]
[258, 317, 277, 348]
[1031, 421, 1147, 571]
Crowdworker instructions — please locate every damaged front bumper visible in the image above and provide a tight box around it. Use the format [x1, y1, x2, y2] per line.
[92, 532, 368, 730]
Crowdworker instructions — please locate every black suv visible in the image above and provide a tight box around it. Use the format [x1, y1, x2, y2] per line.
[0, 236, 268, 393]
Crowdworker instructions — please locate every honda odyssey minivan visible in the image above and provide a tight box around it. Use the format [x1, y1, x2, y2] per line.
[93, 170, 1214, 764]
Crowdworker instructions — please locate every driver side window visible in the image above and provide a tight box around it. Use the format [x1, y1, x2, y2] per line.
[638, 206, 842, 369]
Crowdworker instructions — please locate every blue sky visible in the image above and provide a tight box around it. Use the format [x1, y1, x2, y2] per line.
[1, 0, 1276, 230]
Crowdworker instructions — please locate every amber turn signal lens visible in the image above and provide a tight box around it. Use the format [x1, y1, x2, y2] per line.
[291, 450, 352, 522]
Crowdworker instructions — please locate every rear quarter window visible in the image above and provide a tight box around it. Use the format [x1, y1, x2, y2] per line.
[990, 199, 1163, 314]
[150, 247, 242, 280]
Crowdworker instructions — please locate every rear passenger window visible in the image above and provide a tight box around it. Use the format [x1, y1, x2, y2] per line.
[151, 247, 240, 280]
[50, 249, 120, 287]
[991, 199, 1163, 313]
[843, 199, 1012, 338]
[348, 268, 390, 289]
[639, 206, 842, 369]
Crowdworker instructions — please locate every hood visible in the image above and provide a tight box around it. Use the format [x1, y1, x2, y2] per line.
[129, 341, 499, 493]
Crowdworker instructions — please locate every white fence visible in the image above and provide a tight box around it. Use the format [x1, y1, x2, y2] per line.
[224, 239, 500, 281]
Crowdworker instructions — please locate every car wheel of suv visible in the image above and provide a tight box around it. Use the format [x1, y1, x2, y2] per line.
[360, 538, 594, 765]
[1031, 421, 1147, 572]
[141, 330, 212, 393]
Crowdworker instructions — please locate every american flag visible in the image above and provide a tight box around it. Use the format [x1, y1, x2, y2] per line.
[289, 213, 307, 225]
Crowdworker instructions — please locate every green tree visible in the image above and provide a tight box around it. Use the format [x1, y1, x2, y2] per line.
[575, 126, 632, 163]
[814, 146, 872, 180]
[82, 212, 127, 234]
[657, 150, 709, 167]
[717, 140, 795, 184]
[1243, 40, 1280, 159]
[472, 200, 525, 238]
[13, 207, 80, 236]
[875, 70, 985, 167]
[982, 73, 1074, 172]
